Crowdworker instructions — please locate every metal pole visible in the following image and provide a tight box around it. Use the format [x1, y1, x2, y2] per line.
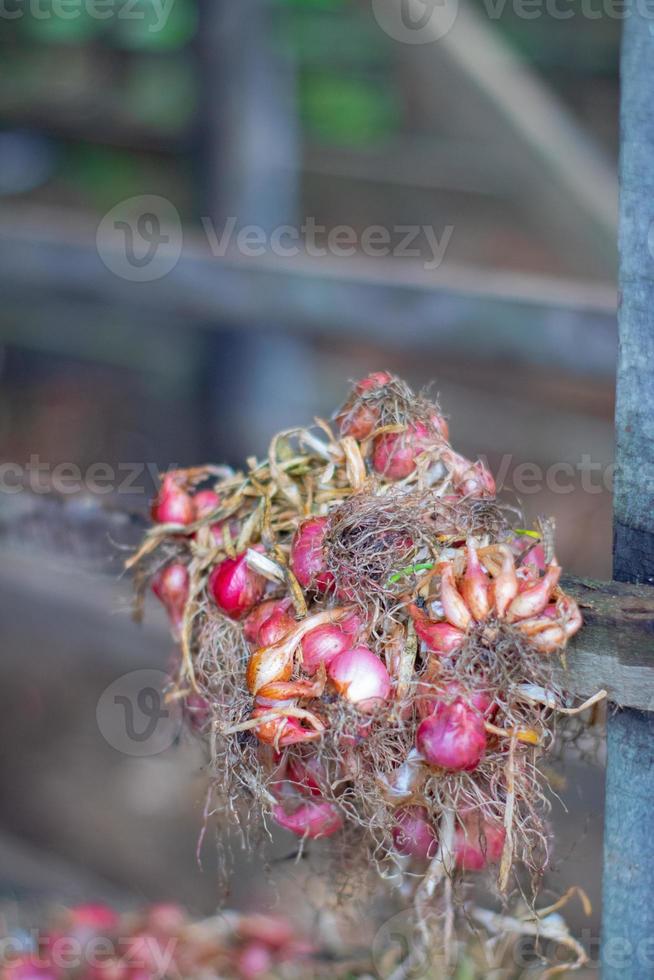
[601, 9, 654, 978]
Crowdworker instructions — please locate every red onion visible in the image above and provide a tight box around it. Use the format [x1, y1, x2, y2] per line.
[257, 607, 296, 647]
[461, 541, 491, 621]
[208, 552, 266, 620]
[184, 692, 212, 732]
[193, 488, 221, 518]
[287, 754, 328, 797]
[337, 371, 393, 440]
[416, 700, 487, 771]
[151, 473, 194, 525]
[87, 962, 131, 980]
[68, 903, 120, 931]
[393, 806, 438, 859]
[454, 814, 505, 871]
[289, 517, 334, 592]
[151, 563, 189, 637]
[237, 941, 273, 979]
[272, 799, 343, 839]
[300, 624, 352, 674]
[237, 915, 295, 950]
[420, 681, 495, 721]
[243, 598, 293, 645]
[7, 961, 59, 980]
[142, 903, 186, 937]
[413, 618, 465, 656]
[372, 422, 434, 480]
[356, 370, 393, 392]
[124, 934, 169, 974]
[328, 646, 391, 711]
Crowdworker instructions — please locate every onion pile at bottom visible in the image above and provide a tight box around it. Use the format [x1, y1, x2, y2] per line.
[129, 373, 602, 974]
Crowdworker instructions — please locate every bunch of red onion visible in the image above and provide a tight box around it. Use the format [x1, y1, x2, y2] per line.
[139, 372, 586, 901]
[0, 903, 314, 980]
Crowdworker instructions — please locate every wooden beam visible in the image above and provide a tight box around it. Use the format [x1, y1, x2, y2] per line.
[558, 577, 654, 712]
[0, 209, 617, 378]
[0, 494, 653, 707]
[601, 9, 654, 977]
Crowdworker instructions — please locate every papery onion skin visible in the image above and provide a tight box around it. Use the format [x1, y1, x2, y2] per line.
[208, 552, 266, 620]
[272, 800, 343, 839]
[151, 563, 189, 637]
[392, 806, 438, 859]
[372, 422, 435, 480]
[151, 473, 195, 525]
[416, 700, 487, 771]
[289, 517, 334, 592]
[328, 646, 391, 711]
[336, 371, 393, 440]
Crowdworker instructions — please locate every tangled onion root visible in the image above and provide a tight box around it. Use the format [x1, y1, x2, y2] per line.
[129, 372, 601, 974]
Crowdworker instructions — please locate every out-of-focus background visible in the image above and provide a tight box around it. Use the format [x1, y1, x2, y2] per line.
[0, 0, 617, 969]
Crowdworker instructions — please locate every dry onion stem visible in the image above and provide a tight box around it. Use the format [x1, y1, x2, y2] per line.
[128, 373, 602, 977]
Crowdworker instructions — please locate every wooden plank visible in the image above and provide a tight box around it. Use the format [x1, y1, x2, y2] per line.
[558, 577, 654, 711]
[0, 212, 617, 377]
[601, 9, 654, 978]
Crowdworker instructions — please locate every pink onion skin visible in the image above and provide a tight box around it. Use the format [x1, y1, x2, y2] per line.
[301, 624, 352, 674]
[416, 700, 487, 771]
[243, 598, 293, 645]
[5, 959, 59, 980]
[151, 474, 195, 525]
[454, 817, 505, 871]
[287, 754, 327, 797]
[123, 934, 172, 975]
[355, 370, 394, 393]
[68, 903, 120, 932]
[393, 806, 438, 859]
[237, 940, 274, 979]
[193, 488, 221, 519]
[372, 422, 434, 480]
[151, 563, 189, 636]
[328, 646, 391, 711]
[184, 693, 212, 732]
[257, 608, 296, 647]
[289, 517, 334, 592]
[272, 800, 343, 839]
[413, 619, 465, 656]
[418, 680, 495, 722]
[208, 552, 266, 620]
[237, 915, 295, 951]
